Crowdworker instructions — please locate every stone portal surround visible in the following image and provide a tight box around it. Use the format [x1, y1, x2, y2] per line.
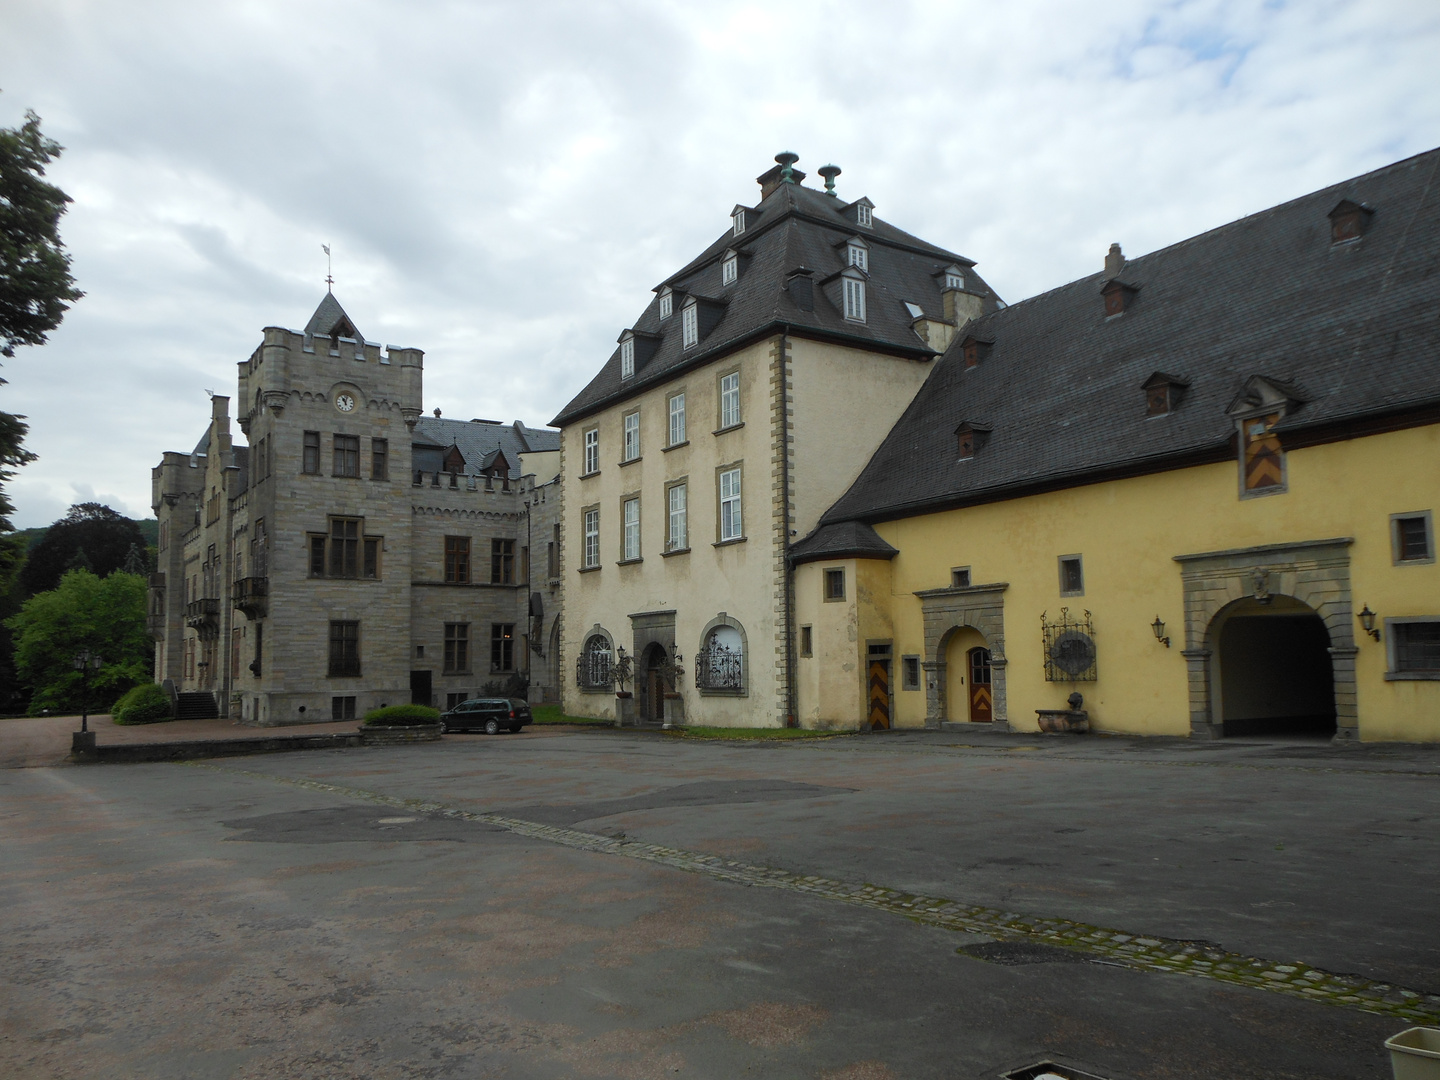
[1175, 538, 1358, 741]
[915, 583, 1008, 729]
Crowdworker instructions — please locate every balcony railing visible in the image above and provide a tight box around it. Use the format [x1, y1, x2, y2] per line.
[233, 576, 268, 619]
[185, 598, 220, 639]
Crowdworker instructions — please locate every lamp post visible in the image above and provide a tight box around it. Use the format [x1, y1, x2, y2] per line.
[73, 649, 103, 733]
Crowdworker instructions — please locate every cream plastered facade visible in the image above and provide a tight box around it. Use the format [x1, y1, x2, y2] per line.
[560, 333, 934, 725]
[795, 422, 1440, 741]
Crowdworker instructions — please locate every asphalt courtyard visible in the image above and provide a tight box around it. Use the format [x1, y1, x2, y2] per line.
[3, 725, 1439, 1080]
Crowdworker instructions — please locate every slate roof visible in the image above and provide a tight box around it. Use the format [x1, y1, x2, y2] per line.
[788, 520, 898, 563]
[304, 293, 362, 340]
[412, 417, 559, 479]
[812, 146, 1440, 533]
[550, 168, 1002, 427]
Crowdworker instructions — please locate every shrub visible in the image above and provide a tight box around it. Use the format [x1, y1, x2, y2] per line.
[482, 674, 529, 699]
[362, 704, 440, 727]
[111, 682, 173, 725]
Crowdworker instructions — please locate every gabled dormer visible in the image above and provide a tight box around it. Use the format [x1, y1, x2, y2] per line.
[1227, 375, 1307, 498]
[1101, 278, 1140, 317]
[1141, 371, 1191, 417]
[731, 205, 755, 237]
[657, 285, 674, 320]
[837, 235, 870, 272]
[954, 422, 992, 460]
[1328, 198, 1374, 243]
[936, 264, 966, 291]
[680, 294, 728, 349]
[846, 196, 875, 229]
[442, 443, 467, 476]
[617, 328, 662, 379]
[838, 266, 867, 322]
[958, 331, 994, 368]
[721, 248, 740, 286]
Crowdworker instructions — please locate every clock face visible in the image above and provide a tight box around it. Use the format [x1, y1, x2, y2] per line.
[336, 394, 356, 413]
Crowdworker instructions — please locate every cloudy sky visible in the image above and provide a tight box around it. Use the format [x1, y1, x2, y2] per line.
[2, 0, 1438, 528]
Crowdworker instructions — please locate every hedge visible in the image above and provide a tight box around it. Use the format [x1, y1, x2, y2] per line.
[362, 704, 441, 727]
[111, 683, 174, 725]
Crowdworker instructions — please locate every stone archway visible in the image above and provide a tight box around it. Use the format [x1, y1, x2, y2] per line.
[1211, 596, 1337, 736]
[1175, 538, 1358, 741]
[915, 582, 1008, 729]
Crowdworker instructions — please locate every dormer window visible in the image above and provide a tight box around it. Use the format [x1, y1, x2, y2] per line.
[1101, 278, 1139, 317]
[955, 422, 991, 460]
[620, 336, 635, 380]
[841, 270, 866, 322]
[722, 251, 738, 286]
[659, 288, 673, 320]
[943, 266, 965, 291]
[682, 298, 698, 349]
[732, 209, 746, 236]
[1142, 371, 1190, 417]
[1328, 199, 1374, 243]
[1227, 375, 1305, 498]
[847, 241, 868, 271]
[856, 203, 872, 228]
[959, 333, 993, 368]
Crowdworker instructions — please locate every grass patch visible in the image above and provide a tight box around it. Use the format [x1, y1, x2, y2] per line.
[531, 704, 614, 726]
[666, 725, 849, 740]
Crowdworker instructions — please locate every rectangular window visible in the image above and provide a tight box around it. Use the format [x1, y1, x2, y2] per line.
[446, 692, 470, 711]
[371, 438, 388, 480]
[1059, 555, 1084, 596]
[333, 434, 360, 477]
[669, 393, 686, 446]
[444, 623, 469, 673]
[252, 622, 262, 678]
[682, 302, 698, 349]
[1392, 621, 1440, 674]
[251, 519, 267, 577]
[620, 338, 635, 379]
[549, 523, 560, 577]
[844, 277, 866, 322]
[824, 567, 845, 602]
[329, 518, 359, 577]
[331, 696, 356, 720]
[583, 508, 600, 568]
[902, 656, 921, 691]
[722, 254, 737, 285]
[623, 411, 640, 461]
[519, 545, 529, 584]
[719, 371, 740, 429]
[719, 466, 742, 541]
[363, 537, 379, 579]
[303, 431, 320, 474]
[308, 519, 377, 579]
[732, 210, 745, 236]
[622, 497, 640, 561]
[328, 621, 360, 677]
[659, 290, 672, 320]
[857, 204, 872, 227]
[491, 623, 515, 672]
[1392, 512, 1434, 564]
[583, 428, 599, 475]
[800, 625, 813, 657]
[445, 536, 470, 583]
[849, 244, 867, 271]
[667, 482, 687, 551]
[491, 538, 514, 583]
[951, 566, 971, 588]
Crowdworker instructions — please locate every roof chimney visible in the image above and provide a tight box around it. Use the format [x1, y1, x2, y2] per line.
[1103, 243, 1125, 280]
[757, 152, 807, 198]
[785, 268, 815, 312]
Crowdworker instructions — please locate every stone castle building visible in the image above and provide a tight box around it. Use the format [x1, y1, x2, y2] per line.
[150, 294, 562, 724]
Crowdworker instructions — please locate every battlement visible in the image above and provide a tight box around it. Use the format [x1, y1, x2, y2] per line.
[249, 326, 424, 371]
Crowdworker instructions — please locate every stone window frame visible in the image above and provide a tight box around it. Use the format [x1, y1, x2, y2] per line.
[664, 477, 689, 555]
[620, 493, 642, 564]
[1383, 617, 1440, 681]
[951, 566, 971, 589]
[1058, 554, 1084, 597]
[901, 655, 921, 691]
[800, 625, 813, 657]
[443, 622, 470, 674]
[716, 461, 744, 544]
[581, 427, 600, 477]
[577, 624, 615, 693]
[370, 437, 389, 481]
[1175, 537, 1358, 741]
[716, 368, 742, 432]
[823, 567, 846, 602]
[667, 390, 687, 449]
[621, 410, 641, 464]
[1391, 510, 1435, 565]
[580, 505, 601, 570]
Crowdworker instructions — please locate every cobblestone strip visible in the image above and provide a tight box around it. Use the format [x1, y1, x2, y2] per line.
[188, 762, 1440, 1026]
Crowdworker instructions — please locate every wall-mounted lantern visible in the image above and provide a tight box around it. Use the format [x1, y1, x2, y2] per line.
[1151, 616, 1171, 648]
[1357, 604, 1381, 642]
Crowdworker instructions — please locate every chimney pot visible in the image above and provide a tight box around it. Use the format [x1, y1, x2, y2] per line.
[1104, 243, 1125, 280]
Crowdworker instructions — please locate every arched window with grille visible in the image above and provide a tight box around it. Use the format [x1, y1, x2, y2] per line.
[695, 618, 746, 694]
[576, 632, 614, 690]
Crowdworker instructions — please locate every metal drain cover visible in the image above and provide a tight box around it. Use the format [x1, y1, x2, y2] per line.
[961, 941, 1090, 966]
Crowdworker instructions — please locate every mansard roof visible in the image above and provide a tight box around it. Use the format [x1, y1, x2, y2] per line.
[551, 169, 1002, 427]
[816, 146, 1440, 529]
[412, 417, 558, 479]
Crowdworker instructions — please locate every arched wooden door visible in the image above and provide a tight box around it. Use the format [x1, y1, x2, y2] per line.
[968, 647, 993, 723]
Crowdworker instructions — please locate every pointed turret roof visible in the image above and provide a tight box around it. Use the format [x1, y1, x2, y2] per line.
[304, 293, 362, 340]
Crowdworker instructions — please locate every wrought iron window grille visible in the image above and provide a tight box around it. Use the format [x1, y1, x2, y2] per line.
[695, 644, 744, 691]
[1041, 607, 1097, 682]
[576, 649, 614, 690]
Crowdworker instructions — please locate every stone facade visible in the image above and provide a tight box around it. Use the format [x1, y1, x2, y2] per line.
[150, 296, 561, 725]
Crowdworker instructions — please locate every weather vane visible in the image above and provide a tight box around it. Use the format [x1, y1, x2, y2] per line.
[323, 243, 333, 292]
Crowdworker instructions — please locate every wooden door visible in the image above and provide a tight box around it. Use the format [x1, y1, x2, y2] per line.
[868, 660, 891, 730]
[968, 647, 993, 723]
[648, 667, 665, 721]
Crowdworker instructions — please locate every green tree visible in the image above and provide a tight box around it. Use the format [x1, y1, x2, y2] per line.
[0, 104, 83, 533]
[20, 503, 143, 596]
[5, 568, 150, 715]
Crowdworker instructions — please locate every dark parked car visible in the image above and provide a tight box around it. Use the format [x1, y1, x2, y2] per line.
[438, 697, 532, 735]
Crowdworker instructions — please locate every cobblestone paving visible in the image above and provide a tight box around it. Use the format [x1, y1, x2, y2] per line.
[193, 761, 1440, 1028]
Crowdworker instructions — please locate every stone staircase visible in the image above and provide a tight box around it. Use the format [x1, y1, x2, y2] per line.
[175, 692, 219, 721]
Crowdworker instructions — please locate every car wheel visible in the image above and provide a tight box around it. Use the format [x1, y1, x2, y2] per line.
[485, 719, 499, 735]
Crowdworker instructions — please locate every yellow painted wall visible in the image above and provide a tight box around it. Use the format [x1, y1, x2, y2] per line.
[805, 422, 1439, 741]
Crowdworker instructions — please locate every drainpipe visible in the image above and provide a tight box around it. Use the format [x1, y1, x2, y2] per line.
[778, 330, 798, 727]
